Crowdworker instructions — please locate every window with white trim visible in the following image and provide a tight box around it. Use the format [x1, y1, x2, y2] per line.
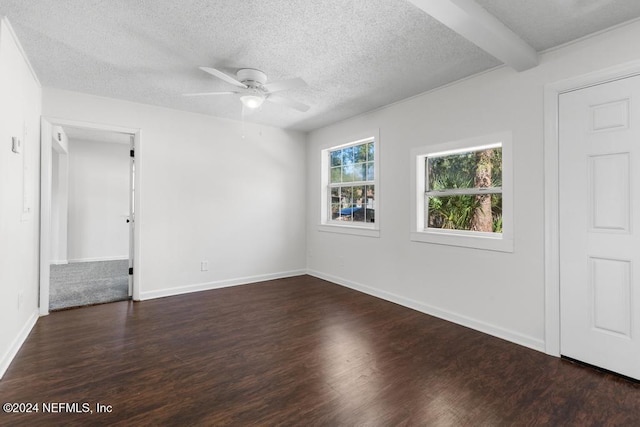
[320, 134, 379, 237]
[411, 132, 513, 252]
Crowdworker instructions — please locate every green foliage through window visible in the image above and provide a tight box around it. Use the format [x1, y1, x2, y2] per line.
[426, 145, 502, 233]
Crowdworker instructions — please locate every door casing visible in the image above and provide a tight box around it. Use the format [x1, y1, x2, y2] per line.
[39, 117, 142, 315]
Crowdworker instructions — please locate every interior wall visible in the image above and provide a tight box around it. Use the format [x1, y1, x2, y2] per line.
[42, 89, 307, 298]
[306, 20, 640, 351]
[50, 126, 69, 264]
[0, 18, 42, 378]
[67, 138, 130, 262]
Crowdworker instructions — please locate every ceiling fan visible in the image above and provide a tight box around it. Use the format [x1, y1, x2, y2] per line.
[184, 67, 310, 112]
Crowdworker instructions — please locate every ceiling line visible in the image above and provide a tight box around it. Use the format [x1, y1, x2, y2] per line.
[406, 0, 539, 72]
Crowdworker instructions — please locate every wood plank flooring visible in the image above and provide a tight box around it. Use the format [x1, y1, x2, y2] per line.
[1, 275, 639, 426]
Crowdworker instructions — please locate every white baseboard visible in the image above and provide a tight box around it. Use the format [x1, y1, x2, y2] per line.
[307, 269, 546, 353]
[50, 260, 69, 265]
[68, 256, 129, 263]
[139, 269, 307, 301]
[0, 309, 39, 379]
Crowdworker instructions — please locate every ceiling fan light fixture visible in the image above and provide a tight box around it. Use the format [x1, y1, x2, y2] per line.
[240, 94, 265, 109]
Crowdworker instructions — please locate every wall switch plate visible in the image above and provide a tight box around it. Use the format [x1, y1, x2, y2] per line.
[201, 261, 209, 271]
[12, 137, 21, 153]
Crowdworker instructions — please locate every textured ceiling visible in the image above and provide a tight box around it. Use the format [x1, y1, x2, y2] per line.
[476, 0, 640, 51]
[2, 0, 640, 132]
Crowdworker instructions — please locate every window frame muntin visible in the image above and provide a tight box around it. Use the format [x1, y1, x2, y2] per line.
[327, 138, 375, 226]
[319, 130, 380, 238]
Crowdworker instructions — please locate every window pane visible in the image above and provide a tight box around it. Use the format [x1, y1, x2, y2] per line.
[428, 147, 502, 191]
[491, 149, 502, 187]
[331, 187, 339, 204]
[340, 186, 353, 206]
[365, 185, 375, 223]
[337, 203, 353, 221]
[355, 144, 367, 163]
[427, 194, 502, 233]
[342, 165, 355, 182]
[342, 146, 355, 165]
[353, 186, 365, 206]
[341, 211, 353, 221]
[367, 142, 374, 161]
[350, 205, 364, 223]
[353, 164, 366, 181]
[366, 162, 374, 181]
[330, 167, 341, 183]
[331, 203, 341, 219]
[331, 150, 342, 167]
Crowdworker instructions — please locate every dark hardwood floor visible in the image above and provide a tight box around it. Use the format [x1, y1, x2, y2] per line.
[1, 275, 639, 426]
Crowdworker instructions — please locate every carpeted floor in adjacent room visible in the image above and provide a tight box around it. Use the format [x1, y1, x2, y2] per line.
[50, 260, 130, 310]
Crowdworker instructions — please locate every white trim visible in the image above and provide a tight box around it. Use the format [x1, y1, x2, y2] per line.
[319, 129, 380, 237]
[40, 117, 142, 315]
[50, 260, 69, 265]
[139, 270, 306, 300]
[132, 131, 142, 301]
[406, 0, 538, 71]
[539, 17, 640, 56]
[425, 187, 502, 197]
[410, 131, 513, 252]
[307, 270, 545, 353]
[0, 309, 39, 379]
[39, 119, 52, 315]
[543, 60, 640, 356]
[1, 17, 41, 86]
[410, 230, 511, 252]
[67, 256, 129, 263]
[318, 224, 380, 238]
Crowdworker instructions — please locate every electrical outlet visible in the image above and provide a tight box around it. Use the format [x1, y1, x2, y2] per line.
[18, 291, 24, 309]
[201, 261, 209, 271]
[338, 257, 345, 267]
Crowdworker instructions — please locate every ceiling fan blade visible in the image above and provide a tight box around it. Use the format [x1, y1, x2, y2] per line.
[263, 77, 307, 93]
[199, 67, 247, 89]
[266, 94, 310, 112]
[183, 91, 238, 97]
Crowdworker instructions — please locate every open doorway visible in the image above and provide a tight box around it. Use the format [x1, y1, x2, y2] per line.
[40, 118, 140, 314]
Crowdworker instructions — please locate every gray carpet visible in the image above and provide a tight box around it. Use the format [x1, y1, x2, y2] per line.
[50, 260, 130, 310]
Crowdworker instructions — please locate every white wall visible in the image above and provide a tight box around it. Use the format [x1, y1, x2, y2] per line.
[0, 18, 42, 378]
[67, 138, 130, 262]
[306, 20, 640, 352]
[42, 89, 307, 298]
[50, 145, 69, 264]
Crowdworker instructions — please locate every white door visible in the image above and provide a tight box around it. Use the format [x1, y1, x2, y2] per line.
[559, 74, 640, 379]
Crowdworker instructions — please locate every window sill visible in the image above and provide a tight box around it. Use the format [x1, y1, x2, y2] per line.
[410, 230, 513, 252]
[318, 224, 380, 238]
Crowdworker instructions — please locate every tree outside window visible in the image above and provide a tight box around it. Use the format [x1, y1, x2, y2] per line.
[426, 144, 502, 233]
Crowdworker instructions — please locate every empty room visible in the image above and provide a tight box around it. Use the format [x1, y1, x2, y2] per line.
[2, 0, 640, 424]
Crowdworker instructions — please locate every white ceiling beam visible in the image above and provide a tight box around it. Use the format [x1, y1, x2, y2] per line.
[407, 0, 539, 72]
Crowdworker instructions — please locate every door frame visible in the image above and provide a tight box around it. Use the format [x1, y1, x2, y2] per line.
[544, 60, 640, 356]
[39, 117, 142, 315]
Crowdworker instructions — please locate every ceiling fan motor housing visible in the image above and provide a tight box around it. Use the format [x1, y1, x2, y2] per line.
[236, 69, 267, 88]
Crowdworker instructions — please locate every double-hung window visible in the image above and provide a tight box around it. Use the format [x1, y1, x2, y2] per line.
[320, 132, 379, 237]
[411, 132, 513, 252]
